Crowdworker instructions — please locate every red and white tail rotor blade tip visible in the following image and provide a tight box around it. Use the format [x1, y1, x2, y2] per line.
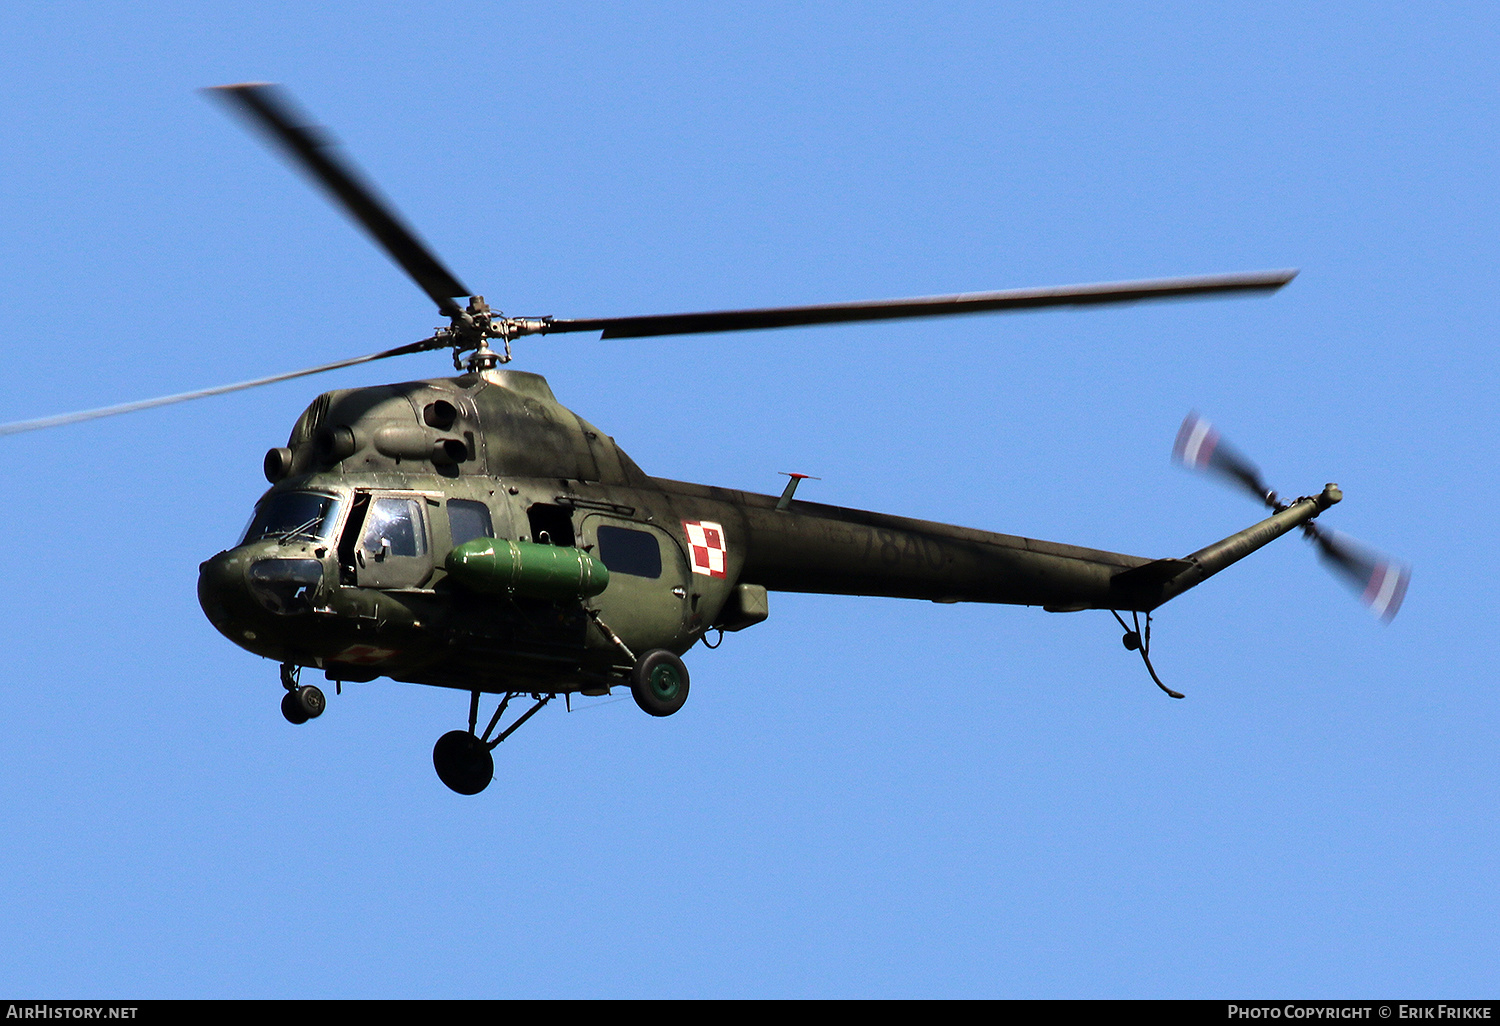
[1313, 529, 1411, 623]
[1173, 410, 1221, 470]
[1172, 411, 1269, 503]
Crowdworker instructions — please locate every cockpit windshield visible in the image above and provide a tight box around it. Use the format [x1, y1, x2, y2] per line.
[240, 491, 345, 546]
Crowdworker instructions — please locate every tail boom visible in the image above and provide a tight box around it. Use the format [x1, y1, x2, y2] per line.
[655, 478, 1342, 615]
[1112, 484, 1343, 611]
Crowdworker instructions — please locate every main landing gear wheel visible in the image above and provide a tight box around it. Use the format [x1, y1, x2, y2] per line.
[433, 730, 495, 795]
[280, 685, 325, 724]
[630, 649, 690, 717]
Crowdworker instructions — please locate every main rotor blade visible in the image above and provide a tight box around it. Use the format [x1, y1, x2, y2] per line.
[1172, 410, 1273, 504]
[540, 269, 1297, 339]
[1308, 526, 1411, 622]
[207, 83, 470, 318]
[0, 339, 439, 437]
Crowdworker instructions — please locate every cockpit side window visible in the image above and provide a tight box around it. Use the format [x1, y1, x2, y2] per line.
[448, 499, 494, 548]
[241, 492, 344, 545]
[360, 496, 427, 558]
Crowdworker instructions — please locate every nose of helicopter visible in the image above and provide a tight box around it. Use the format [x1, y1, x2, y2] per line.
[198, 548, 258, 647]
[198, 543, 339, 665]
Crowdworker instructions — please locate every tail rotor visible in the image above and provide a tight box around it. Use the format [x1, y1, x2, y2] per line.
[1172, 411, 1410, 622]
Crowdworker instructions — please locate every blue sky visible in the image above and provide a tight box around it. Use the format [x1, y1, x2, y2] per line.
[0, 2, 1494, 998]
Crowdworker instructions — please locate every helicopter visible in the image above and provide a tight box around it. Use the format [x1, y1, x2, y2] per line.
[1, 84, 1409, 795]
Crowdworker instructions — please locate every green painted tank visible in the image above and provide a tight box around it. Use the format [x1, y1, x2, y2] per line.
[445, 537, 610, 600]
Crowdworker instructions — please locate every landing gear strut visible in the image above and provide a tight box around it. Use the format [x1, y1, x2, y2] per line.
[279, 663, 326, 724]
[433, 689, 554, 795]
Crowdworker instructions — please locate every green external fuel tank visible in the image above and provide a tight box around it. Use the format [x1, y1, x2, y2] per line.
[445, 537, 610, 601]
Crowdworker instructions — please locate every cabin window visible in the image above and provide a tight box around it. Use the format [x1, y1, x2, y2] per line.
[597, 525, 662, 579]
[241, 491, 343, 545]
[448, 499, 494, 548]
[361, 496, 427, 558]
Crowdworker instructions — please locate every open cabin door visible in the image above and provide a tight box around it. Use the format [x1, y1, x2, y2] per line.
[579, 514, 692, 654]
[339, 491, 437, 590]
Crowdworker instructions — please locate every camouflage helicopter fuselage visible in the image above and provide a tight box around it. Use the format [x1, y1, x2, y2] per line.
[196, 367, 1338, 698]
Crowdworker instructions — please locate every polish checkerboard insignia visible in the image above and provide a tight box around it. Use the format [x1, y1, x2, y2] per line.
[683, 520, 727, 578]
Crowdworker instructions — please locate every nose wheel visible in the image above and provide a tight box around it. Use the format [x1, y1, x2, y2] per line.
[278, 663, 326, 724]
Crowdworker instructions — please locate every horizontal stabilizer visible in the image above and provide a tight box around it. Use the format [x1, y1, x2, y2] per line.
[1112, 558, 1194, 590]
